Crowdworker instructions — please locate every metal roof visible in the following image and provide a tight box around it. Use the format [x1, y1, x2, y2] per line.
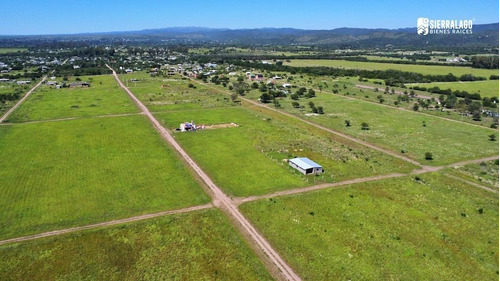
[289, 157, 322, 169]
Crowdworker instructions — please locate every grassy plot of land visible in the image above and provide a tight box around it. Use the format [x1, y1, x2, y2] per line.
[6, 75, 138, 122]
[407, 80, 500, 98]
[285, 59, 498, 78]
[0, 48, 27, 54]
[0, 209, 272, 281]
[444, 160, 499, 190]
[156, 106, 416, 196]
[119, 73, 237, 112]
[240, 174, 499, 281]
[0, 116, 209, 239]
[339, 78, 498, 128]
[271, 92, 498, 165]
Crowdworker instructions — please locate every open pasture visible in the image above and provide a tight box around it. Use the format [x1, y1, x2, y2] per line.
[155, 106, 416, 196]
[407, 80, 499, 98]
[0, 115, 209, 239]
[240, 173, 499, 280]
[6, 75, 138, 122]
[285, 59, 498, 78]
[0, 209, 271, 281]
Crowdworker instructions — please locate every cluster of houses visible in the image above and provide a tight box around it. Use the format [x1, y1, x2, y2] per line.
[0, 77, 32, 85]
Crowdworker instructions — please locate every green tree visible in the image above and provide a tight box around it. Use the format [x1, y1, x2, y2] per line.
[317, 106, 324, 114]
[260, 93, 272, 103]
[306, 88, 316, 98]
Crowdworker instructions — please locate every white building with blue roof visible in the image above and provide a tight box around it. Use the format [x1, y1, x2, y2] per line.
[288, 157, 324, 175]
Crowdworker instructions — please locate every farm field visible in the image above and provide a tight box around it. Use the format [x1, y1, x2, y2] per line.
[118, 72, 236, 112]
[0, 115, 209, 239]
[5, 75, 138, 122]
[155, 105, 416, 197]
[258, 91, 498, 165]
[285, 59, 498, 78]
[0, 209, 272, 281]
[444, 160, 499, 190]
[240, 173, 499, 280]
[407, 80, 500, 98]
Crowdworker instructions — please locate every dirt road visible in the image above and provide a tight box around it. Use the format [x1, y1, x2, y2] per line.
[235, 155, 499, 204]
[108, 65, 301, 281]
[235, 172, 406, 205]
[0, 204, 213, 246]
[442, 174, 498, 193]
[355, 84, 433, 100]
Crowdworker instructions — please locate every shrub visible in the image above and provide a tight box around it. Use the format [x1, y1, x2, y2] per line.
[425, 152, 433, 160]
[361, 122, 370, 130]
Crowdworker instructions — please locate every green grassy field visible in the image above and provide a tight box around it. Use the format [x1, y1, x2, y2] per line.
[0, 209, 272, 281]
[260, 91, 498, 165]
[6, 75, 138, 122]
[407, 80, 500, 98]
[0, 116, 209, 239]
[155, 106, 416, 196]
[0, 48, 27, 54]
[119, 72, 237, 112]
[444, 160, 499, 190]
[285, 59, 498, 78]
[240, 173, 499, 280]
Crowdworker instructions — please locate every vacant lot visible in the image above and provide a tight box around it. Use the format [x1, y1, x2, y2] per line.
[407, 80, 500, 99]
[285, 59, 498, 78]
[0, 209, 271, 280]
[6, 75, 138, 122]
[156, 106, 415, 196]
[240, 174, 499, 280]
[272, 91, 498, 165]
[120, 72, 236, 112]
[0, 116, 209, 239]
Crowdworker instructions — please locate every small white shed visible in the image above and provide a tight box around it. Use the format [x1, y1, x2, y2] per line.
[289, 157, 324, 175]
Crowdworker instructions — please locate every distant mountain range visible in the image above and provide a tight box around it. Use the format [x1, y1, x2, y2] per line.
[1, 24, 498, 48]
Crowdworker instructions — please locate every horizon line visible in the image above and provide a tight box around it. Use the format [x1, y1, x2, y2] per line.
[1, 22, 498, 37]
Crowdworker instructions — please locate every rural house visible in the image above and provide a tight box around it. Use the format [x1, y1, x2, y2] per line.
[289, 157, 324, 175]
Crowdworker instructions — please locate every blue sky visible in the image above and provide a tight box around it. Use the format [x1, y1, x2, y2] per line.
[2, 0, 498, 35]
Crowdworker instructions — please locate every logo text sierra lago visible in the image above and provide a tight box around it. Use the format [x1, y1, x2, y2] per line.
[417, 18, 473, 35]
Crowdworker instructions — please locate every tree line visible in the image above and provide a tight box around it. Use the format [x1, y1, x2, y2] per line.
[223, 59, 489, 86]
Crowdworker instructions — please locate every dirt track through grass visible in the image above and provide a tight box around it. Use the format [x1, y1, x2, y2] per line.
[107, 65, 302, 281]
